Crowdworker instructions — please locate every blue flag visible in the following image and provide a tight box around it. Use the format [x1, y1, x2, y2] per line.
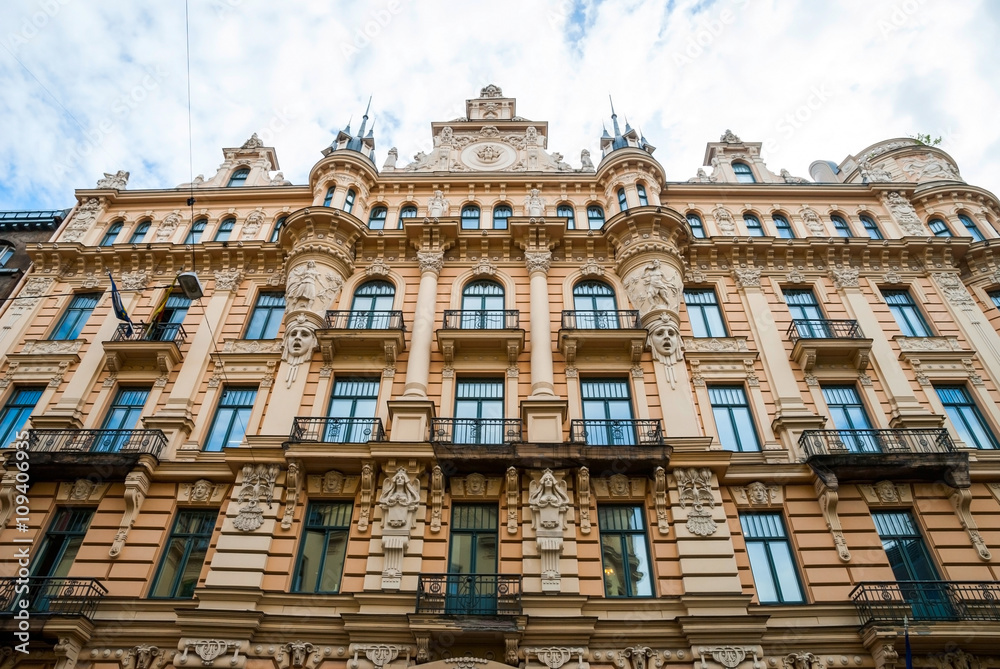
[108, 271, 133, 337]
[904, 619, 913, 669]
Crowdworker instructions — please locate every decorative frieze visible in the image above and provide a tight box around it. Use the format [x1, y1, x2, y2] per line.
[451, 472, 502, 497]
[178, 479, 228, 505]
[674, 467, 717, 536]
[214, 268, 243, 291]
[20, 339, 84, 355]
[714, 206, 736, 236]
[307, 469, 360, 497]
[528, 469, 571, 591]
[472, 257, 497, 277]
[858, 481, 911, 505]
[579, 258, 604, 277]
[697, 646, 762, 669]
[349, 645, 413, 669]
[831, 266, 859, 289]
[932, 272, 975, 308]
[730, 481, 782, 508]
[782, 653, 823, 669]
[733, 267, 761, 288]
[234, 463, 280, 532]
[275, 642, 320, 669]
[881, 191, 925, 235]
[623, 260, 682, 316]
[176, 640, 246, 669]
[522, 647, 586, 669]
[63, 197, 103, 242]
[593, 474, 646, 499]
[615, 647, 659, 669]
[57, 479, 111, 503]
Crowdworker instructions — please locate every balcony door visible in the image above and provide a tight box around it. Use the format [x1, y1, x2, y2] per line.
[872, 511, 952, 620]
[149, 294, 191, 341]
[327, 377, 379, 443]
[785, 289, 829, 338]
[822, 386, 877, 453]
[95, 387, 150, 451]
[447, 504, 498, 614]
[349, 281, 394, 329]
[573, 281, 618, 329]
[29, 508, 94, 612]
[461, 280, 504, 329]
[454, 379, 503, 444]
[581, 378, 636, 445]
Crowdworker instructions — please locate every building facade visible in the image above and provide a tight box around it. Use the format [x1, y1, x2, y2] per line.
[0, 209, 69, 302]
[3, 85, 1000, 669]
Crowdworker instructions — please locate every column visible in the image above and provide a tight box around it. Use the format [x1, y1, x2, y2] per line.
[526, 251, 555, 397]
[403, 251, 442, 398]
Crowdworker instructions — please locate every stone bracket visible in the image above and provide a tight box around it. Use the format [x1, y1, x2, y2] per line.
[281, 460, 303, 530]
[577, 467, 591, 534]
[110, 467, 151, 558]
[950, 487, 992, 561]
[815, 480, 850, 562]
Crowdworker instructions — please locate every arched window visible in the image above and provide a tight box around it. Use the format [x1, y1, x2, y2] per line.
[929, 218, 952, 237]
[185, 219, 207, 244]
[831, 215, 851, 237]
[461, 205, 481, 230]
[743, 214, 764, 236]
[399, 205, 418, 228]
[344, 189, 356, 214]
[557, 204, 575, 229]
[270, 216, 286, 243]
[130, 220, 151, 244]
[492, 204, 512, 229]
[958, 214, 985, 241]
[461, 280, 505, 329]
[368, 206, 388, 230]
[617, 188, 628, 213]
[860, 215, 883, 240]
[323, 187, 336, 207]
[772, 214, 794, 238]
[687, 213, 706, 238]
[0, 243, 13, 267]
[637, 184, 649, 206]
[587, 205, 605, 230]
[214, 217, 235, 242]
[572, 280, 619, 329]
[227, 168, 250, 187]
[100, 221, 123, 247]
[732, 162, 756, 183]
[349, 281, 396, 328]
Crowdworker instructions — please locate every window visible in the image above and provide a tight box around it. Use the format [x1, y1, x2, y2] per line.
[581, 378, 636, 446]
[557, 204, 575, 229]
[461, 280, 505, 329]
[573, 281, 619, 329]
[958, 214, 985, 241]
[831, 215, 852, 238]
[150, 294, 191, 341]
[733, 162, 756, 183]
[293, 502, 352, 593]
[744, 214, 764, 236]
[883, 289, 932, 337]
[0, 387, 43, 448]
[368, 206, 388, 230]
[990, 290, 1000, 309]
[33, 508, 94, 579]
[454, 379, 504, 444]
[461, 205, 481, 230]
[184, 219, 207, 244]
[709, 386, 760, 452]
[203, 386, 257, 451]
[129, 220, 151, 244]
[936, 386, 999, 449]
[97, 387, 150, 452]
[739, 513, 804, 604]
[227, 168, 250, 187]
[617, 188, 628, 213]
[873, 511, 940, 582]
[773, 214, 795, 238]
[323, 187, 335, 207]
[245, 292, 285, 339]
[599, 506, 653, 597]
[785, 289, 829, 338]
[822, 385, 877, 452]
[327, 377, 379, 443]
[447, 504, 499, 614]
[684, 289, 727, 337]
[213, 217, 235, 242]
[860, 215, 883, 240]
[269, 216, 286, 243]
[492, 204, 512, 230]
[0, 243, 14, 267]
[399, 205, 418, 228]
[636, 184, 649, 206]
[100, 221, 123, 246]
[343, 189, 356, 214]
[150, 510, 216, 598]
[51, 293, 100, 340]
[928, 218, 952, 237]
[687, 213, 706, 238]
[349, 281, 395, 328]
[587, 205, 605, 230]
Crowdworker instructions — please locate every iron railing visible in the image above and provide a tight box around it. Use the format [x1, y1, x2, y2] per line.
[416, 573, 522, 616]
[0, 577, 107, 619]
[442, 310, 520, 329]
[570, 419, 665, 446]
[852, 581, 1000, 624]
[561, 310, 640, 330]
[108, 321, 187, 343]
[27, 429, 167, 458]
[786, 319, 864, 342]
[289, 417, 385, 443]
[800, 428, 955, 457]
[430, 418, 522, 446]
[325, 310, 404, 330]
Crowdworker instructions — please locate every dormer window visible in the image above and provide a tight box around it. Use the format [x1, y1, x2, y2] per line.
[733, 162, 756, 184]
[227, 168, 250, 187]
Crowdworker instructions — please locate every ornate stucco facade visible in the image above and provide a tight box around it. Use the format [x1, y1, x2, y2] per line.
[3, 85, 1000, 669]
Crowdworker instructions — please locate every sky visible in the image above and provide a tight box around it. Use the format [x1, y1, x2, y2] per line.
[1, 0, 999, 210]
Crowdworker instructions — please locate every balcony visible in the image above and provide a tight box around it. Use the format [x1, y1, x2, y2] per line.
[23, 428, 167, 478]
[0, 577, 106, 620]
[416, 573, 522, 617]
[431, 419, 521, 449]
[852, 581, 1000, 624]
[289, 417, 385, 443]
[800, 428, 968, 488]
[558, 310, 646, 365]
[319, 310, 406, 367]
[786, 319, 872, 371]
[437, 310, 524, 366]
[103, 322, 187, 373]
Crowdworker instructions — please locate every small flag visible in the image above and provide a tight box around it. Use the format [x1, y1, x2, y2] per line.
[107, 271, 133, 337]
[149, 276, 178, 325]
[904, 616, 913, 669]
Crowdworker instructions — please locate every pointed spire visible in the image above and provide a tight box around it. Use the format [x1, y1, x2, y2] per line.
[624, 116, 633, 134]
[365, 116, 375, 139]
[601, 122, 611, 139]
[357, 96, 372, 138]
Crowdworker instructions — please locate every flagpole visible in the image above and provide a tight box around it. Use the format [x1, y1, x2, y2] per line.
[904, 615, 913, 669]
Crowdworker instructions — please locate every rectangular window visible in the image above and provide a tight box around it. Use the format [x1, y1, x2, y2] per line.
[861, 215, 883, 240]
[150, 294, 191, 341]
[447, 504, 499, 614]
[454, 379, 504, 444]
[773, 215, 795, 239]
[245, 292, 285, 339]
[872, 510, 952, 619]
[958, 215, 985, 242]
[33, 508, 94, 578]
[293, 502, 352, 593]
[684, 289, 727, 337]
[327, 377, 379, 442]
[822, 385, 878, 452]
[882, 289, 932, 337]
[785, 289, 829, 338]
[990, 290, 1000, 309]
[50, 293, 101, 340]
[581, 378, 636, 445]
[0, 386, 43, 448]
[936, 386, 999, 449]
[598, 506, 653, 597]
[213, 218, 235, 242]
[831, 215, 852, 237]
[687, 214, 706, 238]
[709, 386, 761, 452]
[203, 386, 257, 451]
[744, 215, 764, 236]
[150, 509, 216, 598]
[96, 387, 150, 451]
[740, 513, 804, 604]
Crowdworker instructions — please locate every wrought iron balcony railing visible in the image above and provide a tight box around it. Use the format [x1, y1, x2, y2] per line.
[799, 428, 955, 457]
[27, 429, 167, 458]
[325, 310, 405, 330]
[561, 310, 640, 330]
[430, 418, 522, 446]
[416, 573, 522, 616]
[852, 581, 1000, 624]
[108, 322, 187, 343]
[786, 319, 864, 342]
[289, 417, 385, 443]
[442, 310, 520, 330]
[570, 419, 665, 446]
[0, 577, 107, 619]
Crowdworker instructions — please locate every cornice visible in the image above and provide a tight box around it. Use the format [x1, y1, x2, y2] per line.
[76, 186, 313, 208]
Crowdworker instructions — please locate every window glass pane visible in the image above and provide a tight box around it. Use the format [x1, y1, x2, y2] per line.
[769, 542, 804, 601]
[831, 215, 851, 237]
[861, 215, 883, 240]
[744, 214, 764, 236]
[687, 213, 705, 238]
[214, 218, 235, 242]
[151, 510, 215, 598]
[368, 207, 388, 230]
[557, 205, 575, 228]
[709, 386, 760, 451]
[227, 168, 249, 187]
[270, 216, 286, 242]
[323, 187, 335, 207]
[741, 513, 803, 604]
[617, 188, 628, 212]
[587, 206, 604, 229]
[929, 219, 951, 237]
[461, 206, 480, 230]
[882, 290, 932, 337]
[733, 163, 756, 183]
[344, 189, 356, 213]
[492, 205, 512, 229]
[203, 387, 257, 451]
[872, 511, 940, 582]
[245, 292, 285, 339]
[130, 221, 150, 244]
[0, 387, 44, 448]
[637, 184, 648, 206]
[598, 505, 652, 597]
[52, 293, 100, 340]
[936, 385, 999, 449]
[773, 214, 794, 238]
[745, 543, 779, 602]
[684, 289, 726, 337]
[958, 215, 984, 241]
